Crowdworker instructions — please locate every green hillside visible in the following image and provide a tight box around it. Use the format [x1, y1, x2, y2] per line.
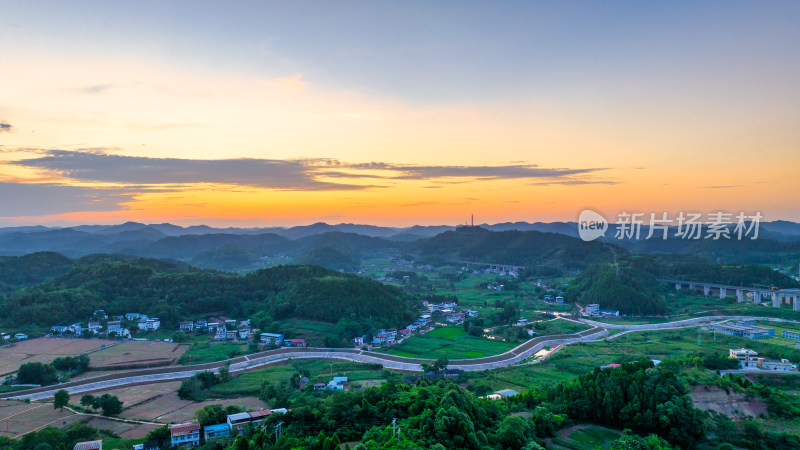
[0, 260, 415, 329]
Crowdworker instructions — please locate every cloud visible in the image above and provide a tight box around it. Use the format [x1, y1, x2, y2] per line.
[75, 84, 113, 94]
[12, 150, 379, 191]
[704, 185, 741, 189]
[0, 182, 139, 216]
[11, 150, 610, 191]
[530, 179, 618, 186]
[345, 162, 604, 180]
[0, 122, 12, 132]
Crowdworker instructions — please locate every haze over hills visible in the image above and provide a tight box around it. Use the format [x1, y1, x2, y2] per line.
[1, 220, 799, 273]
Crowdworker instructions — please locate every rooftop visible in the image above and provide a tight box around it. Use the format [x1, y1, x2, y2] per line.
[171, 423, 200, 435]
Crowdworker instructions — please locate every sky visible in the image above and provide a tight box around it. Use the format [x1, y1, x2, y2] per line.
[1, 1, 799, 227]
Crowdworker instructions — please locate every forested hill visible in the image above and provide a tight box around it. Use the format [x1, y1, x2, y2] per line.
[0, 252, 75, 295]
[409, 226, 616, 269]
[567, 260, 668, 315]
[0, 261, 415, 329]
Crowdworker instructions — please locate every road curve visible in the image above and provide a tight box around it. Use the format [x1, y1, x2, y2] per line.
[0, 327, 607, 401]
[578, 315, 800, 330]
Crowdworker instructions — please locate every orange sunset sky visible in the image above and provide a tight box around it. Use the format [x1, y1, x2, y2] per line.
[1, 1, 799, 227]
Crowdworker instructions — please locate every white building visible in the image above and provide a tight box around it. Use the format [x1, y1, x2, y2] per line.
[585, 304, 600, 315]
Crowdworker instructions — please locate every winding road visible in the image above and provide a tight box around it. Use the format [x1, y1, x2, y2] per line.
[4, 315, 797, 401]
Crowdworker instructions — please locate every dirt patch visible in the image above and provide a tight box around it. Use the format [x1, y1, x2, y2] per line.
[690, 385, 768, 418]
[0, 338, 118, 376]
[89, 341, 189, 369]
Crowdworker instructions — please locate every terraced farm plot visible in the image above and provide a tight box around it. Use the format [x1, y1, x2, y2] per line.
[89, 340, 190, 369]
[122, 391, 265, 424]
[0, 338, 118, 376]
[381, 326, 515, 359]
[0, 400, 78, 438]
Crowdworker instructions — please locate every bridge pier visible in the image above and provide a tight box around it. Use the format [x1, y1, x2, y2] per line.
[703, 286, 710, 297]
[689, 283, 696, 292]
[736, 289, 744, 303]
[719, 287, 727, 299]
[752, 291, 760, 303]
[675, 282, 681, 291]
[795, 295, 800, 311]
[772, 292, 781, 308]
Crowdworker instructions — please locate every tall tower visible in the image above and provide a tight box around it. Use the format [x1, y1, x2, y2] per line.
[471, 214, 474, 227]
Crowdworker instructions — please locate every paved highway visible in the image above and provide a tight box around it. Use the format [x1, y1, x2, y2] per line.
[10, 315, 796, 401]
[0, 327, 607, 401]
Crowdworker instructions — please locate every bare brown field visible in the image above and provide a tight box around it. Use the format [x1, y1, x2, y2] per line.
[122, 391, 265, 424]
[88, 341, 190, 369]
[0, 338, 118, 376]
[81, 416, 160, 439]
[88, 380, 265, 424]
[0, 400, 78, 437]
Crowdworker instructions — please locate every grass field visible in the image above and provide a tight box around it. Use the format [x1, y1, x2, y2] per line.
[277, 319, 338, 347]
[89, 340, 190, 369]
[466, 326, 800, 392]
[0, 338, 119, 376]
[549, 425, 622, 449]
[179, 342, 247, 365]
[209, 366, 298, 396]
[381, 326, 515, 359]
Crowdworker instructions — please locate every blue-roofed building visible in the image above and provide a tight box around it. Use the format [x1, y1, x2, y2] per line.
[204, 423, 230, 441]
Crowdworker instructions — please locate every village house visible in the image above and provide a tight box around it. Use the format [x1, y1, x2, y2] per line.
[327, 376, 348, 390]
[179, 321, 195, 332]
[758, 358, 794, 371]
[106, 320, 122, 332]
[125, 313, 142, 321]
[227, 412, 253, 435]
[585, 304, 600, 315]
[170, 422, 201, 447]
[260, 333, 284, 345]
[138, 317, 160, 331]
[213, 327, 227, 340]
[287, 339, 306, 348]
[729, 348, 759, 368]
[203, 423, 230, 441]
[248, 409, 271, 427]
[88, 321, 101, 331]
[195, 319, 207, 329]
[352, 335, 366, 347]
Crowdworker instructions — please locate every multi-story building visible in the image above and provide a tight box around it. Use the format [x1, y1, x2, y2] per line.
[170, 423, 200, 447]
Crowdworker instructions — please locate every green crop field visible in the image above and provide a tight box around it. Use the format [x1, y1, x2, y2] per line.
[465, 326, 800, 392]
[210, 366, 299, 396]
[380, 326, 515, 359]
[179, 341, 248, 365]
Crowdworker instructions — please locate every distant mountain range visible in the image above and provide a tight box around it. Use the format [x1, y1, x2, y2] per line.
[0, 220, 798, 272]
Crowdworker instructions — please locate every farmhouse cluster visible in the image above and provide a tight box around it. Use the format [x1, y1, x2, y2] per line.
[351, 299, 479, 350]
[50, 310, 159, 339]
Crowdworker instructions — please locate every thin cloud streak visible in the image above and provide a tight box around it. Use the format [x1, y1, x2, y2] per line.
[11, 150, 609, 191]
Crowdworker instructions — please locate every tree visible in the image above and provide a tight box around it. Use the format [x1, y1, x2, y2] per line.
[17, 362, 58, 386]
[80, 394, 95, 408]
[433, 356, 449, 372]
[96, 394, 123, 416]
[53, 390, 69, 411]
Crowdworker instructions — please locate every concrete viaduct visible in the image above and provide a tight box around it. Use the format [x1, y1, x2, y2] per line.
[663, 279, 800, 310]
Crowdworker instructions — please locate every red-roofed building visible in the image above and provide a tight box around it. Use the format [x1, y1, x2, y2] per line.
[171, 422, 200, 447]
[248, 409, 271, 426]
[288, 339, 306, 348]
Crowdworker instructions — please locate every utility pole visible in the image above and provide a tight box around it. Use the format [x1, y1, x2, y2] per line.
[393, 418, 397, 441]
